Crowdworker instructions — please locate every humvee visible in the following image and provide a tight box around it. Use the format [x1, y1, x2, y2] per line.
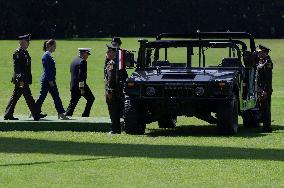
[123, 32, 261, 135]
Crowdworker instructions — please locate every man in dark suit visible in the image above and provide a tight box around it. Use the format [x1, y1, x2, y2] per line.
[4, 34, 46, 120]
[65, 48, 95, 117]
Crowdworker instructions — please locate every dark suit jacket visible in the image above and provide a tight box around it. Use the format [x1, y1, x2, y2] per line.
[257, 56, 273, 94]
[11, 48, 32, 84]
[70, 56, 87, 90]
[41, 51, 56, 82]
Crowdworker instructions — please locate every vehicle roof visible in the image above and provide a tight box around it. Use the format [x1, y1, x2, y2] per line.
[156, 32, 255, 51]
[144, 39, 246, 52]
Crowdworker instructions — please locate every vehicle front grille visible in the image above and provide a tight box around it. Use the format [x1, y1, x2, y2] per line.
[142, 84, 202, 98]
[164, 84, 194, 98]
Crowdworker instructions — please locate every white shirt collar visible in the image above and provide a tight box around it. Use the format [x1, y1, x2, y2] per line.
[46, 51, 52, 56]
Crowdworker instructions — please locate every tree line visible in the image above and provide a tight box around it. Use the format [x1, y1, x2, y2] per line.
[0, 0, 283, 39]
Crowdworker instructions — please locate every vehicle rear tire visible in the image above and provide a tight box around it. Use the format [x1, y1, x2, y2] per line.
[124, 98, 146, 135]
[217, 94, 238, 135]
[158, 116, 177, 128]
[242, 110, 260, 128]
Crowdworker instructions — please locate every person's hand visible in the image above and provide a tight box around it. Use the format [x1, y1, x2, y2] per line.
[80, 89, 85, 95]
[49, 81, 55, 87]
[105, 92, 112, 101]
[19, 81, 24, 88]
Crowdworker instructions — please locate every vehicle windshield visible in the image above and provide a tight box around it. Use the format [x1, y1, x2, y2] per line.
[145, 46, 243, 68]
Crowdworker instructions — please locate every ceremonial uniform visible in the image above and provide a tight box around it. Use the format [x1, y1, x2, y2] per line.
[256, 45, 273, 132]
[105, 44, 128, 134]
[65, 48, 95, 117]
[4, 34, 44, 120]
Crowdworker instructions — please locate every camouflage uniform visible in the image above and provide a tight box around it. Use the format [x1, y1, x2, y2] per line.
[105, 58, 128, 133]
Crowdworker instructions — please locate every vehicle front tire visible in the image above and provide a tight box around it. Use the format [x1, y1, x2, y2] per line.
[217, 94, 238, 135]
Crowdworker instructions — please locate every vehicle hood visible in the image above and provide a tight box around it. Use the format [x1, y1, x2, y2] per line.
[129, 68, 239, 83]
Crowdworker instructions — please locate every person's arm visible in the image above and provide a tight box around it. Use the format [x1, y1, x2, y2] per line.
[13, 52, 24, 85]
[104, 59, 108, 81]
[43, 54, 55, 86]
[78, 60, 87, 94]
[263, 60, 273, 94]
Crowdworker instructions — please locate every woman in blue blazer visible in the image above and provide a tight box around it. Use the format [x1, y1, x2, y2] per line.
[35, 39, 68, 120]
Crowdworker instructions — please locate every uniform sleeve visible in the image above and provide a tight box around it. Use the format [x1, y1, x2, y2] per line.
[104, 59, 108, 80]
[78, 60, 87, 82]
[43, 55, 53, 81]
[13, 52, 23, 82]
[120, 69, 128, 81]
[263, 61, 273, 93]
[108, 69, 117, 90]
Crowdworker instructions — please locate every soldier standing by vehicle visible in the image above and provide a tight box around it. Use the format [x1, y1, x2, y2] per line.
[104, 37, 122, 80]
[104, 43, 128, 134]
[256, 45, 273, 132]
[4, 34, 46, 121]
[65, 48, 95, 117]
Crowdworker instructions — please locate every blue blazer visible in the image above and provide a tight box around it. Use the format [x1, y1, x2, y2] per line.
[41, 51, 56, 82]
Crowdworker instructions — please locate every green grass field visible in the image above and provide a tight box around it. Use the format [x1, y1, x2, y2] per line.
[0, 38, 283, 187]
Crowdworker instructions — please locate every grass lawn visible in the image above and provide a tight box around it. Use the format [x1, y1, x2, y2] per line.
[0, 38, 283, 187]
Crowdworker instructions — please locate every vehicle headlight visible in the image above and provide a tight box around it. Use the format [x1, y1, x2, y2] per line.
[195, 87, 205, 96]
[146, 86, 156, 96]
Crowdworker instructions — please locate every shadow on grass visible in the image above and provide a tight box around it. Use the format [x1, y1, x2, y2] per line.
[0, 157, 116, 167]
[0, 137, 283, 162]
[146, 124, 284, 138]
[0, 122, 111, 132]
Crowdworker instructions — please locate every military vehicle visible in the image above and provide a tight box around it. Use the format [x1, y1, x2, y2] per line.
[123, 32, 261, 135]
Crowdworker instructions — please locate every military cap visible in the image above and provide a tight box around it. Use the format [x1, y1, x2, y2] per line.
[18, 34, 31, 41]
[111, 37, 122, 46]
[257, 44, 271, 52]
[78, 48, 91, 55]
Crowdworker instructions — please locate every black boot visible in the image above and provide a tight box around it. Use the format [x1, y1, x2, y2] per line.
[4, 116, 19, 120]
[262, 126, 272, 133]
[33, 113, 47, 121]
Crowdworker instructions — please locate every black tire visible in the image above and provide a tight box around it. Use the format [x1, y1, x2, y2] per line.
[158, 116, 177, 128]
[124, 98, 146, 135]
[242, 110, 260, 128]
[217, 94, 238, 135]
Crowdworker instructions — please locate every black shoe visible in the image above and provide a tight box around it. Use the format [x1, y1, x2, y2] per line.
[33, 113, 47, 121]
[4, 116, 19, 120]
[262, 126, 272, 133]
[38, 113, 47, 118]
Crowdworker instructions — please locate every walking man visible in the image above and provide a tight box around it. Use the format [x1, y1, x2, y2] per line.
[65, 48, 95, 117]
[4, 34, 46, 120]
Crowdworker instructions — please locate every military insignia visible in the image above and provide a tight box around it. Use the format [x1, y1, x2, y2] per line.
[106, 63, 114, 71]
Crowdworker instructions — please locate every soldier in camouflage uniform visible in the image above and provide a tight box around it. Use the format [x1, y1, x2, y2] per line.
[104, 43, 128, 134]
